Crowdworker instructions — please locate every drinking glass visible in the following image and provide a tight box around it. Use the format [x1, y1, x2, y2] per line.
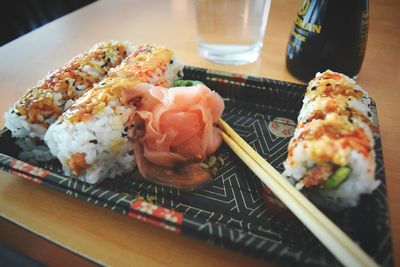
[193, 0, 271, 65]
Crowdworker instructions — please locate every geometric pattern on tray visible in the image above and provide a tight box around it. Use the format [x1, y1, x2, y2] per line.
[0, 66, 393, 267]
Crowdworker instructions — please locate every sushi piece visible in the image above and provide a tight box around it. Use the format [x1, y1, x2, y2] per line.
[303, 70, 370, 107]
[283, 70, 380, 209]
[297, 95, 374, 131]
[4, 40, 134, 139]
[129, 83, 225, 190]
[44, 45, 184, 184]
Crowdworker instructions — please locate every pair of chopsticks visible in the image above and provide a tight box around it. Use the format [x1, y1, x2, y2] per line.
[219, 119, 378, 267]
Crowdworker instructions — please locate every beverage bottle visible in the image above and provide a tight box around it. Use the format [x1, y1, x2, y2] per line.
[286, 0, 369, 82]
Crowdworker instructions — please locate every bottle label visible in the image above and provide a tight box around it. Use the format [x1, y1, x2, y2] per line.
[287, 0, 324, 59]
[286, 0, 369, 80]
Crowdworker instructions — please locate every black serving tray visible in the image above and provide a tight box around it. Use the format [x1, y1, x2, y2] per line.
[0, 66, 393, 267]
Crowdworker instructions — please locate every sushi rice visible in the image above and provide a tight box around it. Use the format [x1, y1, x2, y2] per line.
[303, 70, 370, 106]
[283, 70, 380, 209]
[45, 45, 184, 184]
[4, 40, 135, 139]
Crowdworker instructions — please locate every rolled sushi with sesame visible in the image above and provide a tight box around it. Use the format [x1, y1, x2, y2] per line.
[303, 69, 370, 106]
[44, 44, 184, 184]
[4, 40, 134, 139]
[283, 70, 380, 209]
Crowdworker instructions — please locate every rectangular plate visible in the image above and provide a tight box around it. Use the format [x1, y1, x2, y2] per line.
[0, 66, 393, 267]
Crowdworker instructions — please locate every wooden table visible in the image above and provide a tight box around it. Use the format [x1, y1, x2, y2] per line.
[0, 0, 399, 266]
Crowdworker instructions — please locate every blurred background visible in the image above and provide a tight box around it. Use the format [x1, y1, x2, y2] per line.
[0, 0, 96, 46]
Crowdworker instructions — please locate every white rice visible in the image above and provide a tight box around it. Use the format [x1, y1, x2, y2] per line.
[4, 110, 46, 139]
[44, 53, 184, 184]
[303, 70, 370, 106]
[305, 151, 379, 209]
[298, 96, 373, 125]
[283, 69, 379, 209]
[283, 149, 380, 208]
[4, 41, 135, 140]
[45, 103, 135, 184]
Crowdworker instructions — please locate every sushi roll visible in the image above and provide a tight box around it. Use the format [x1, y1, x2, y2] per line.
[283, 70, 380, 209]
[4, 40, 134, 139]
[303, 70, 370, 106]
[44, 45, 184, 184]
[297, 95, 374, 130]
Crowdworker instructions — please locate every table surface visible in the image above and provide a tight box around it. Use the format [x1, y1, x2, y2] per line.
[0, 0, 399, 266]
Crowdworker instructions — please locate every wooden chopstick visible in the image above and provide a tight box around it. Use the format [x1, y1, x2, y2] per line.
[219, 119, 378, 267]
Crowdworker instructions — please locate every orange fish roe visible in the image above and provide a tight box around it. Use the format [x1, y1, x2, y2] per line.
[283, 71, 379, 208]
[306, 83, 365, 100]
[67, 152, 91, 176]
[340, 128, 371, 157]
[12, 41, 131, 128]
[300, 98, 373, 130]
[65, 45, 177, 123]
[305, 71, 366, 102]
[119, 45, 173, 86]
[289, 116, 372, 165]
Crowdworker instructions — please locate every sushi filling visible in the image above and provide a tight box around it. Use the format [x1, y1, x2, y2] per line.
[297, 164, 351, 190]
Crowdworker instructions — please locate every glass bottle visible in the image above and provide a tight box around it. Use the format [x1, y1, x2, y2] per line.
[286, 0, 369, 82]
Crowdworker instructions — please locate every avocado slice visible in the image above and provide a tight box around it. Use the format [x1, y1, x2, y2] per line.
[324, 166, 351, 189]
[174, 80, 204, 87]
